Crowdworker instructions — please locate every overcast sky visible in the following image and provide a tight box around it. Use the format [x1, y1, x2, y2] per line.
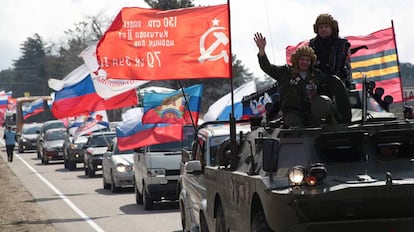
[1, 0, 412, 78]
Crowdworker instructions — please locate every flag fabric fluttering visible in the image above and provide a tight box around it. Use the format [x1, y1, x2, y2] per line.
[203, 81, 256, 122]
[96, 4, 230, 80]
[0, 91, 11, 109]
[51, 74, 137, 118]
[22, 98, 45, 120]
[241, 83, 280, 118]
[285, 26, 402, 102]
[116, 107, 183, 151]
[142, 84, 203, 125]
[79, 43, 149, 99]
[71, 110, 110, 140]
[347, 27, 402, 102]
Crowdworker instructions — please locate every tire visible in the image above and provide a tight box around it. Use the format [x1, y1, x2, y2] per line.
[88, 162, 95, 178]
[200, 212, 210, 232]
[110, 173, 119, 193]
[103, 175, 110, 190]
[84, 164, 89, 176]
[18, 147, 24, 153]
[143, 185, 153, 210]
[42, 155, 48, 165]
[180, 201, 188, 232]
[215, 204, 226, 232]
[68, 161, 76, 171]
[135, 180, 143, 205]
[251, 210, 272, 232]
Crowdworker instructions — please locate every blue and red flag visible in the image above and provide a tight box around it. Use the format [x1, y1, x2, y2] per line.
[22, 98, 44, 120]
[116, 108, 183, 151]
[51, 74, 137, 118]
[142, 84, 203, 125]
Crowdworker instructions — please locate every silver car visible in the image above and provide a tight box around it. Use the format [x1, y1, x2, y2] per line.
[102, 138, 134, 193]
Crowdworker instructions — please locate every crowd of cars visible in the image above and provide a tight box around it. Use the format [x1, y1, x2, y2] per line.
[15, 119, 198, 214]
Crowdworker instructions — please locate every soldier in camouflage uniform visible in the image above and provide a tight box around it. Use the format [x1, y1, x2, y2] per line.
[254, 32, 327, 127]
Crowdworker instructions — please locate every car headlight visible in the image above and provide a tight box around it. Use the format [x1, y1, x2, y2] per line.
[70, 144, 78, 149]
[21, 138, 28, 142]
[288, 166, 305, 185]
[147, 168, 165, 177]
[116, 164, 126, 172]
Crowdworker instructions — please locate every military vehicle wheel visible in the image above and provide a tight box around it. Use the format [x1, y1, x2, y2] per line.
[215, 204, 226, 232]
[135, 182, 143, 204]
[143, 185, 153, 210]
[200, 212, 209, 232]
[251, 210, 271, 232]
[103, 175, 110, 190]
[110, 174, 119, 193]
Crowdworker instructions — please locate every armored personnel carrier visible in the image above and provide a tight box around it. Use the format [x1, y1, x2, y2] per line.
[198, 80, 414, 231]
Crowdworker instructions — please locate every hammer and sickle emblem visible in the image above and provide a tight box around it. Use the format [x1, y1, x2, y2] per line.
[198, 26, 229, 63]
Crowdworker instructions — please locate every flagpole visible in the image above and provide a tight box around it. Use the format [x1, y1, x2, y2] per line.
[391, 20, 404, 104]
[226, 0, 238, 171]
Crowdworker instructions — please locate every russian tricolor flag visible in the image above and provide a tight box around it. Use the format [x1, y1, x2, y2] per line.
[22, 98, 44, 120]
[51, 74, 137, 118]
[116, 108, 183, 151]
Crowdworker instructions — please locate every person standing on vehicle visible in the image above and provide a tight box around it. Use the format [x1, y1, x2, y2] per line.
[309, 13, 353, 89]
[3, 126, 16, 162]
[254, 32, 323, 127]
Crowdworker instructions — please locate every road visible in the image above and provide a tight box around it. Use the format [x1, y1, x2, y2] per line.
[4, 148, 182, 232]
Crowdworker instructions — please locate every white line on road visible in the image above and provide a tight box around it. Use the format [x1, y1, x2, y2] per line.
[14, 153, 105, 232]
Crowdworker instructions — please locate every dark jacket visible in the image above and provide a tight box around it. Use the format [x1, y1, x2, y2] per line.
[309, 36, 352, 88]
[258, 54, 328, 126]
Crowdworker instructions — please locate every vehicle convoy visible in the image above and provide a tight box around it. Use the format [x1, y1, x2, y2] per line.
[134, 125, 195, 210]
[181, 79, 414, 232]
[179, 121, 252, 232]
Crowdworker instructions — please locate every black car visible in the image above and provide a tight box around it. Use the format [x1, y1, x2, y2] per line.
[36, 120, 66, 159]
[17, 123, 42, 153]
[63, 134, 88, 170]
[83, 131, 116, 177]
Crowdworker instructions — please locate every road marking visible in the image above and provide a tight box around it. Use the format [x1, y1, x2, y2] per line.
[15, 153, 105, 232]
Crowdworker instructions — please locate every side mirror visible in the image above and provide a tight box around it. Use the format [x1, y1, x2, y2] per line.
[134, 147, 144, 153]
[258, 138, 279, 172]
[184, 160, 202, 174]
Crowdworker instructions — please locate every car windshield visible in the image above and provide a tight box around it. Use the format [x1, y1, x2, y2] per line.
[89, 134, 116, 147]
[23, 125, 41, 134]
[46, 130, 66, 141]
[43, 121, 65, 133]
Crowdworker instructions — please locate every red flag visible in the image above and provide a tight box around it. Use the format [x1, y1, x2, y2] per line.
[96, 4, 230, 80]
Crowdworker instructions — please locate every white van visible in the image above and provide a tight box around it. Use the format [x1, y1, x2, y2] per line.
[134, 126, 194, 210]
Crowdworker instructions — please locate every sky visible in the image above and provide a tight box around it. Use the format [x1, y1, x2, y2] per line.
[1, 0, 413, 79]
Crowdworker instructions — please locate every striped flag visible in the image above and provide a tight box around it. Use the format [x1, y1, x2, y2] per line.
[347, 27, 402, 102]
[285, 26, 402, 102]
